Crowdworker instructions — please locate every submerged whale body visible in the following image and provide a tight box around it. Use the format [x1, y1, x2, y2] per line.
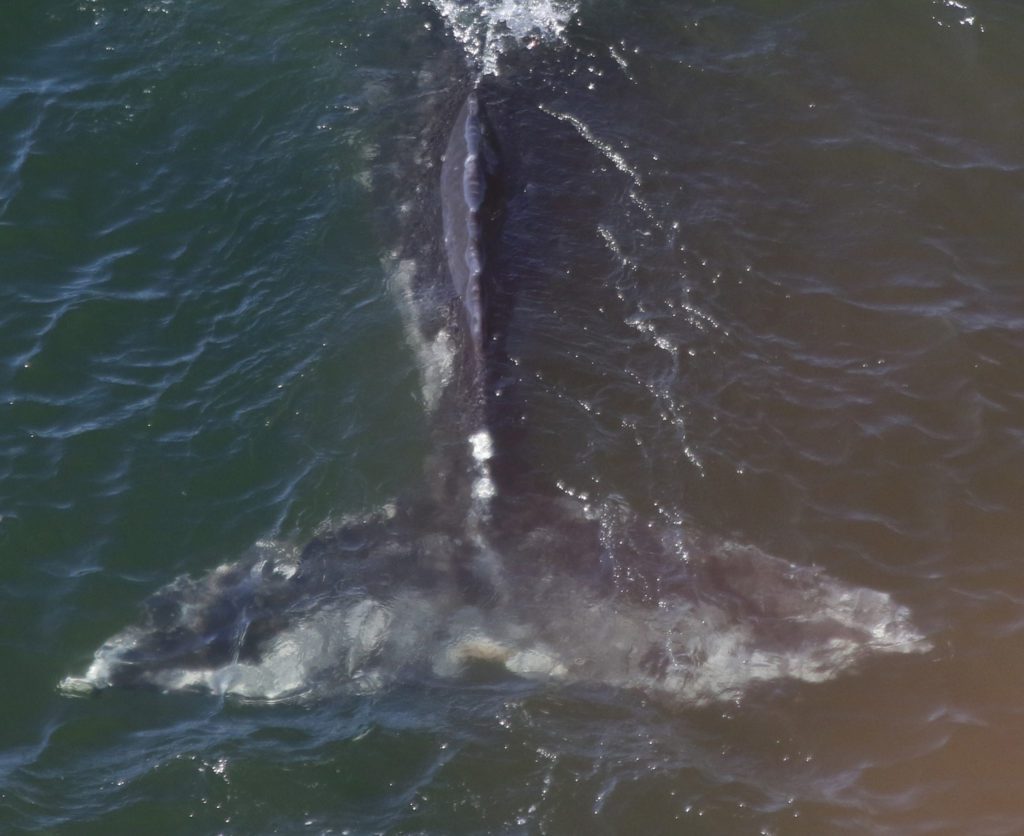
[60, 80, 930, 704]
[61, 495, 928, 703]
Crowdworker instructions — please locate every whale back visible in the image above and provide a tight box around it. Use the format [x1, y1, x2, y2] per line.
[440, 89, 504, 382]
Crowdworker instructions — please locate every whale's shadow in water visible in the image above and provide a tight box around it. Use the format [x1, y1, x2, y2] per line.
[60, 68, 930, 705]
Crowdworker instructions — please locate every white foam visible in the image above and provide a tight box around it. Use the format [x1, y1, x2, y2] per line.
[425, 0, 579, 75]
[472, 474, 496, 501]
[469, 430, 497, 501]
[386, 256, 456, 412]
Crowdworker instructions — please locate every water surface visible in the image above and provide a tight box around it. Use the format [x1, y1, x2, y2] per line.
[2, 0, 1024, 832]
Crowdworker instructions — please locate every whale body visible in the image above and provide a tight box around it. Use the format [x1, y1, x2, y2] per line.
[60, 81, 930, 704]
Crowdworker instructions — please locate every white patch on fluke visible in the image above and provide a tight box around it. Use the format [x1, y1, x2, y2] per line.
[469, 428, 494, 462]
[469, 429, 497, 501]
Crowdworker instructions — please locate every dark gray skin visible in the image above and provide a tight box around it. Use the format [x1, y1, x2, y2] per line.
[436, 85, 514, 420]
[441, 91, 490, 369]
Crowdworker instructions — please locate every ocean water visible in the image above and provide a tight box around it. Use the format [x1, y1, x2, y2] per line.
[2, 0, 1024, 832]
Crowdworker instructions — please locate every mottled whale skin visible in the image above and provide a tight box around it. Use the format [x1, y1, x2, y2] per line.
[59, 83, 931, 704]
[59, 495, 930, 704]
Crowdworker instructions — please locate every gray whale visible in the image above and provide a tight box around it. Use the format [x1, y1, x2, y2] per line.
[60, 82, 930, 704]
